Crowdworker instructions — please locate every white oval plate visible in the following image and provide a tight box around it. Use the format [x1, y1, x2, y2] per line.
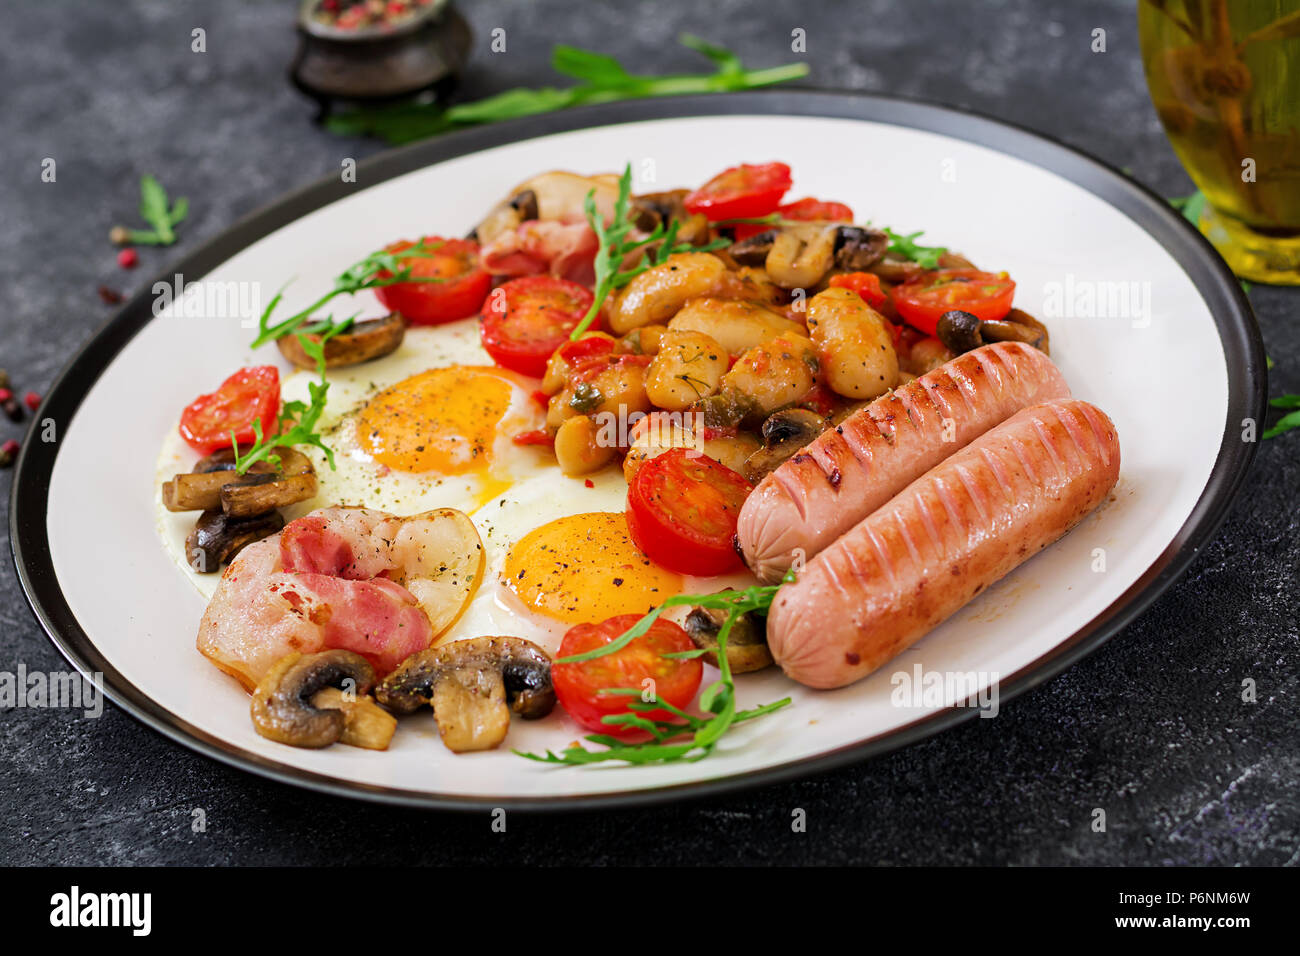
[11, 93, 1264, 810]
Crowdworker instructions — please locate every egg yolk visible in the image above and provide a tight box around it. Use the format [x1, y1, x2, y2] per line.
[357, 366, 513, 474]
[504, 512, 684, 624]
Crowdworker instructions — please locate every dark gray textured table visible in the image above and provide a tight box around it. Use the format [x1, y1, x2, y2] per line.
[2, 0, 1296, 866]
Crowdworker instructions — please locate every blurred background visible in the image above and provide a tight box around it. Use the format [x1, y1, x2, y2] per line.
[1, 0, 1296, 865]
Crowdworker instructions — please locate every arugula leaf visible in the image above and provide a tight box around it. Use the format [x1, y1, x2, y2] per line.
[326, 36, 808, 145]
[1169, 190, 1208, 226]
[231, 377, 336, 473]
[120, 174, 188, 246]
[1264, 394, 1300, 439]
[881, 227, 948, 270]
[568, 163, 729, 339]
[517, 576, 795, 766]
[251, 238, 448, 348]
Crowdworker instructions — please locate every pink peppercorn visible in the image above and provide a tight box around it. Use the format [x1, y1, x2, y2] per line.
[23, 391, 40, 411]
[118, 248, 138, 269]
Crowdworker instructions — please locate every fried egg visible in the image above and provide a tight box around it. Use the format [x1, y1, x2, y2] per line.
[157, 316, 757, 657]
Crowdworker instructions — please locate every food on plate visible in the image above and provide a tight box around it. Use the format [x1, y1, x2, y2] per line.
[372, 237, 491, 324]
[935, 307, 1050, 355]
[625, 447, 752, 576]
[737, 341, 1070, 583]
[179, 365, 281, 455]
[766, 399, 1121, 688]
[890, 268, 1017, 336]
[197, 506, 482, 690]
[551, 615, 702, 736]
[480, 275, 595, 377]
[683, 599, 773, 674]
[250, 649, 396, 750]
[156, 157, 1119, 767]
[276, 311, 406, 370]
[375, 636, 555, 752]
[164, 446, 318, 572]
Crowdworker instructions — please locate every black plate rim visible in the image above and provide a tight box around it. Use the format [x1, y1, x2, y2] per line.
[9, 89, 1266, 812]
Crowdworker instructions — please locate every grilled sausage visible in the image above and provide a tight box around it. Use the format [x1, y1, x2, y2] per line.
[766, 399, 1120, 689]
[737, 342, 1069, 582]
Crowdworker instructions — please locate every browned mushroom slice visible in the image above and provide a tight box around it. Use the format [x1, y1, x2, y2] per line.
[186, 508, 284, 573]
[936, 308, 1050, 355]
[310, 687, 398, 750]
[868, 255, 925, 284]
[250, 650, 379, 748]
[742, 407, 829, 482]
[164, 447, 316, 515]
[221, 470, 317, 518]
[683, 599, 773, 673]
[375, 637, 555, 753]
[832, 226, 888, 271]
[277, 312, 406, 370]
[982, 309, 1050, 354]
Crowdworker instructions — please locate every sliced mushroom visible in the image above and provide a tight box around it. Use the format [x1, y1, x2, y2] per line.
[164, 447, 316, 515]
[186, 508, 284, 573]
[832, 226, 889, 271]
[277, 312, 406, 370]
[728, 229, 777, 267]
[630, 189, 688, 232]
[683, 600, 773, 673]
[743, 407, 828, 482]
[936, 308, 1050, 355]
[250, 650, 377, 748]
[982, 309, 1050, 353]
[868, 255, 925, 284]
[310, 687, 398, 750]
[375, 637, 555, 753]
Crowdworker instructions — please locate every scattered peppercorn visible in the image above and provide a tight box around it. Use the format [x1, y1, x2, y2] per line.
[0, 388, 20, 422]
[23, 391, 40, 412]
[0, 439, 18, 468]
[118, 248, 139, 269]
[0, 369, 9, 390]
[98, 285, 124, 305]
[584, 478, 594, 488]
[109, 225, 131, 245]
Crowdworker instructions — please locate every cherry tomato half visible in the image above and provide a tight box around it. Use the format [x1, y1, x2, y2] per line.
[480, 275, 596, 378]
[891, 269, 1016, 336]
[684, 162, 792, 222]
[828, 271, 887, 308]
[179, 365, 280, 455]
[778, 197, 854, 222]
[732, 194, 855, 240]
[553, 614, 703, 737]
[374, 237, 491, 325]
[626, 447, 753, 576]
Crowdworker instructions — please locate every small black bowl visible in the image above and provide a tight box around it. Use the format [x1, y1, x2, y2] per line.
[290, 0, 472, 116]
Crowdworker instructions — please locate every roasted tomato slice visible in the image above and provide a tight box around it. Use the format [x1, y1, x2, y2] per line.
[778, 197, 854, 222]
[828, 271, 888, 308]
[891, 269, 1016, 336]
[374, 237, 491, 325]
[179, 365, 280, 455]
[683, 162, 792, 222]
[732, 194, 855, 239]
[626, 447, 753, 576]
[480, 275, 596, 377]
[554, 614, 703, 737]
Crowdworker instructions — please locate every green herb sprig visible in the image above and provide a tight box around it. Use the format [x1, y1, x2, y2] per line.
[117, 174, 188, 246]
[251, 239, 448, 348]
[1264, 394, 1300, 439]
[326, 36, 809, 145]
[233, 317, 355, 473]
[569, 164, 729, 339]
[516, 578, 794, 766]
[881, 227, 948, 270]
